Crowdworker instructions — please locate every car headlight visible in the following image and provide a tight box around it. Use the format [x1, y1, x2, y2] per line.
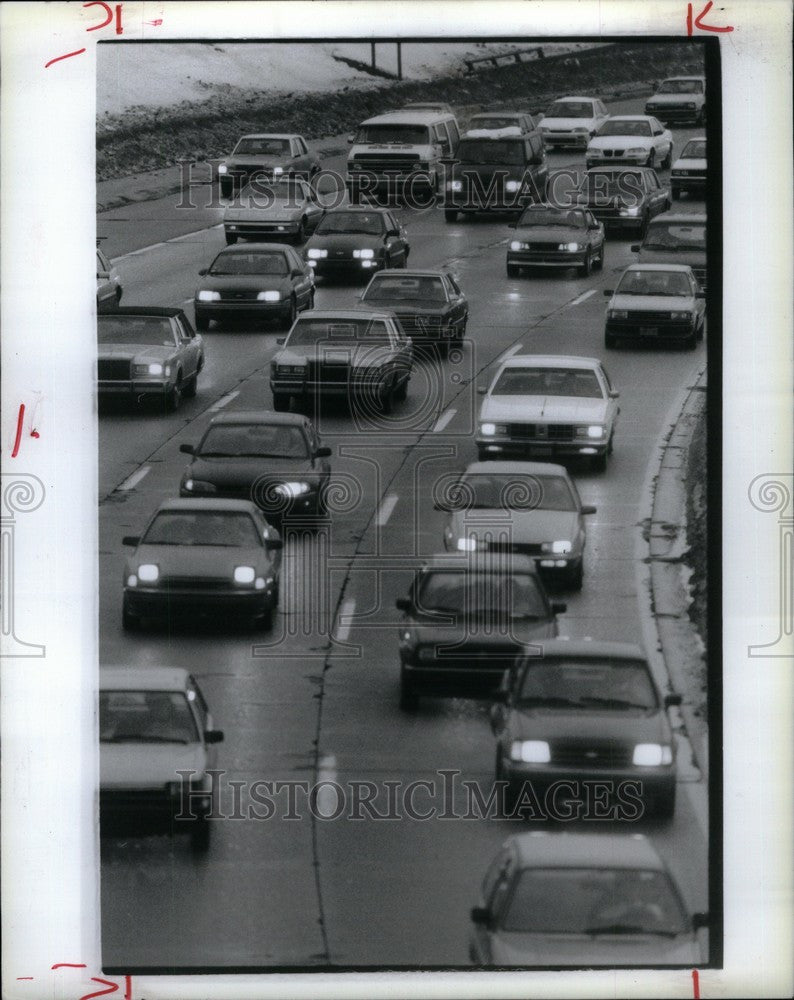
[307, 248, 328, 259]
[275, 481, 311, 497]
[196, 290, 221, 302]
[182, 479, 216, 494]
[218, 164, 228, 174]
[509, 240, 528, 251]
[233, 565, 256, 585]
[619, 206, 641, 217]
[585, 425, 605, 439]
[558, 242, 581, 252]
[456, 537, 480, 552]
[480, 423, 496, 436]
[137, 564, 159, 583]
[572, 126, 590, 133]
[608, 309, 628, 319]
[353, 249, 375, 259]
[447, 180, 463, 192]
[686, 102, 696, 109]
[540, 540, 572, 554]
[273, 166, 284, 175]
[505, 180, 521, 193]
[257, 290, 281, 302]
[633, 743, 673, 766]
[624, 147, 648, 155]
[275, 364, 306, 375]
[126, 574, 138, 587]
[255, 576, 267, 590]
[670, 311, 692, 321]
[133, 362, 169, 376]
[510, 740, 551, 764]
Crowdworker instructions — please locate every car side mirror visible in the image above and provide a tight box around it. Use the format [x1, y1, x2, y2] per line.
[179, 444, 194, 454]
[630, 244, 640, 252]
[581, 505, 597, 515]
[276, 337, 286, 345]
[122, 535, 140, 546]
[395, 597, 411, 613]
[664, 693, 683, 708]
[292, 268, 304, 277]
[603, 289, 614, 296]
[551, 601, 567, 615]
[692, 912, 709, 930]
[470, 906, 491, 926]
[347, 134, 356, 144]
[609, 390, 620, 399]
[477, 386, 487, 395]
[315, 446, 332, 458]
[205, 729, 224, 744]
[198, 268, 208, 276]
[265, 538, 283, 551]
[386, 229, 399, 237]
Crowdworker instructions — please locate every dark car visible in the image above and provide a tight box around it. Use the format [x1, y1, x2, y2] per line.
[506, 204, 605, 277]
[304, 207, 409, 279]
[444, 131, 548, 221]
[632, 211, 706, 290]
[194, 243, 315, 331]
[179, 410, 332, 521]
[97, 307, 204, 412]
[121, 498, 283, 631]
[491, 639, 681, 819]
[223, 176, 324, 245]
[467, 111, 540, 135]
[218, 133, 320, 197]
[270, 310, 413, 414]
[357, 269, 468, 352]
[437, 461, 596, 590]
[576, 166, 671, 236]
[395, 554, 565, 709]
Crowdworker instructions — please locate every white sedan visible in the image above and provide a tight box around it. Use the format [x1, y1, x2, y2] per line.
[586, 116, 673, 170]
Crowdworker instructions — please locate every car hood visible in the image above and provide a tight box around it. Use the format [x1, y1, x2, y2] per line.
[648, 93, 702, 106]
[224, 199, 305, 222]
[672, 156, 707, 171]
[98, 345, 174, 363]
[637, 248, 706, 268]
[452, 162, 526, 181]
[513, 225, 586, 243]
[186, 455, 315, 488]
[276, 344, 393, 367]
[588, 135, 653, 150]
[101, 742, 206, 789]
[507, 706, 668, 743]
[610, 293, 695, 311]
[197, 274, 290, 293]
[542, 116, 597, 130]
[480, 395, 607, 423]
[406, 618, 558, 646]
[488, 931, 699, 966]
[448, 509, 580, 545]
[128, 544, 270, 576]
[306, 233, 382, 252]
[226, 155, 290, 168]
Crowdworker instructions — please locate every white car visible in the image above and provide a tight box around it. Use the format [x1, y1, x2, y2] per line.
[96, 245, 122, 313]
[476, 354, 620, 472]
[538, 96, 609, 148]
[603, 263, 706, 350]
[645, 76, 706, 126]
[671, 137, 706, 199]
[586, 116, 673, 170]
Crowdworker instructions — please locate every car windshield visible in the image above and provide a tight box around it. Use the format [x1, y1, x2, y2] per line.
[516, 658, 658, 710]
[681, 139, 707, 159]
[286, 318, 392, 347]
[357, 124, 430, 144]
[491, 367, 604, 398]
[471, 116, 523, 130]
[363, 275, 446, 303]
[456, 139, 525, 164]
[98, 316, 175, 346]
[233, 137, 290, 156]
[142, 510, 262, 547]
[198, 424, 308, 459]
[643, 223, 706, 251]
[658, 79, 703, 94]
[596, 120, 652, 137]
[616, 270, 692, 296]
[501, 868, 688, 935]
[416, 571, 548, 620]
[454, 473, 577, 511]
[100, 690, 200, 744]
[517, 207, 587, 229]
[315, 212, 385, 235]
[209, 251, 289, 276]
[579, 172, 642, 197]
[546, 101, 594, 118]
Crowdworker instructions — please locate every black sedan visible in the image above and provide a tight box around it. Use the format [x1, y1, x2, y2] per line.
[304, 207, 409, 280]
[357, 269, 468, 353]
[194, 244, 315, 331]
[179, 411, 331, 521]
[507, 205, 605, 277]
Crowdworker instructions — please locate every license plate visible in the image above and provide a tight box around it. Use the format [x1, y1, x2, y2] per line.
[532, 446, 553, 456]
[639, 327, 658, 337]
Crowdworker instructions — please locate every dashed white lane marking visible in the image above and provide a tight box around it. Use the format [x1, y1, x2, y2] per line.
[569, 288, 597, 307]
[496, 343, 524, 364]
[375, 494, 398, 526]
[433, 408, 457, 433]
[118, 465, 150, 492]
[316, 754, 339, 816]
[334, 598, 356, 641]
[112, 223, 224, 263]
[209, 390, 240, 412]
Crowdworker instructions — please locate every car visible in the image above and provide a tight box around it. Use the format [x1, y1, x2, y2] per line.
[476, 355, 620, 471]
[631, 211, 706, 290]
[469, 831, 708, 965]
[466, 111, 540, 135]
[121, 498, 283, 631]
[585, 115, 673, 170]
[603, 263, 705, 350]
[179, 410, 332, 521]
[670, 137, 707, 199]
[96, 243, 122, 312]
[97, 307, 204, 411]
[444, 130, 548, 221]
[576, 166, 671, 235]
[645, 75, 706, 125]
[537, 95, 610, 148]
[193, 243, 315, 331]
[223, 176, 324, 245]
[395, 554, 565, 709]
[217, 133, 320, 197]
[437, 461, 597, 590]
[99, 666, 224, 852]
[491, 639, 681, 818]
[506, 204, 605, 277]
[269, 310, 413, 414]
[304, 207, 409, 279]
[357, 268, 468, 352]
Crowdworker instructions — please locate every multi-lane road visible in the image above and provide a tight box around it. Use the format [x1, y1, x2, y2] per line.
[98, 96, 708, 968]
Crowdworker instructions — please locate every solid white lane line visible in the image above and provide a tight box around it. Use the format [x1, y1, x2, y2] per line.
[112, 223, 224, 262]
[209, 390, 240, 412]
[118, 466, 150, 492]
[375, 494, 398, 526]
[569, 288, 597, 307]
[496, 343, 524, 364]
[433, 408, 457, 433]
[316, 754, 339, 815]
[334, 598, 356, 641]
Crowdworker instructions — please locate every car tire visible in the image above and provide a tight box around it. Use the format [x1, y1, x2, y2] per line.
[272, 393, 291, 412]
[194, 312, 209, 332]
[685, 328, 698, 351]
[122, 598, 140, 632]
[255, 602, 274, 631]
[661, 146, 673, 170]
[190, 817, 211, 853]
[652, 784, 676, 821]
[671, 184, 681, 200]
[394, 375, 408, 403]
[579, 250, 592, 278]
[284, 296, 297, 329]
[646, 149, 656, 168]
[377, 380, 394, 414]
[594, 242, 605, 270]
[166, 375, 182, 412]
[183, 372, 198, 398]
[591, 449, 608, 472]
[496, 752, 519, 814]
[506, 262, 520, 278]
[220, 181, 232, 200]
[399, 670, 419, 711]
[295, 217, 308, 244]
[225, 233, 237, 245]
[569, 560, 584, 590]
[604, 332, 617, 349]
[444, 209, 459, 223]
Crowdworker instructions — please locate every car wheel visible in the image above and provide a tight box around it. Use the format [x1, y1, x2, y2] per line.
[255, 602, 274, 631]
[671, 184, 681, 200]
[444, 208, 458, 223]
[496, 752, 518, 814]
[284, 296, 297, 328]
[378, 380, 394, 414]
[306, 288, 316, 311]
[646, 149, 656, 168]
[579, 250, 592, 278]
[122, 598, 140, 632]
[594, 242, 605, 270]
[697, 107, 706, 126]
[591, 449, 608, 472]
[399, 670, 419, 711]
[225, 233, 237, 245]
[272, 393, 291, 412]
[456, 317, 467, 341]
[166, 375, 182, 412]
[652, 784, 676, 821]
[506, 262, 520, 278]
[394, 375, 408, 403]
[295, 217, 308, 244]
[604, 332, 617, 349]
[697, 319, 705, 342]
[194, 312, 209, 332]
[685, 328, 698, 351]
[190, 818, 211, 853]
[569, 560, 584, 590]
[183, 372, 198, 398]
[220, 181, 232, 199]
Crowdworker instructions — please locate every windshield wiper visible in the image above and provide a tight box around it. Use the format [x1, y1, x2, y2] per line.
[578, 696, 653, 710]
[518, 695, 588, 708]
[583, 924, 679, 938]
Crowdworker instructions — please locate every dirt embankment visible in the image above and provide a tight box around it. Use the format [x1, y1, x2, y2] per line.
[685, 405, 708, 718]
[97, 41, 706, 181]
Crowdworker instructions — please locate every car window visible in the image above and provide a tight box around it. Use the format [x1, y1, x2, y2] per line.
[658, 79, 703, 94]
[681, 139, 707, 159]
[357, 123, 430, 144]
[596, 119, 652, 137]
[363, 275, 446, 303]
[599, 365, 613, 392]
[142, 510, 263, 548]
[455, 473, 577, 512]
[174, 316, 194, 341]
[415, 571, 550, 621]
[644, 222, 706, 250]
[492, 366, 603, 398]
[198, 423, 309, 458]
[99, 690, 200, 744]
[287, 317, 391, 347]
[98, 316, 177, 347]
[517, 207, 586, 228]
[456, 138, 526, 165]
[97, 249, 111, 272]
[646, 172, 659, 190]
[210, 251, 289, 276]
[447, 119, 460, 145]
[481, 849, 511, 904]
[315, 211, 385, 235]
[616, 269, 692, 296]
[517, 657, 658, 710]
[490, 869, 515, 923]
[233, 137, 290, 156]
[446, 274, 462, 296]
[547, 100, 594, 118]
[187, 677, 209, 732]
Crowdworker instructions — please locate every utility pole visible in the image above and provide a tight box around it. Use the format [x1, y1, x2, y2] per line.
[371, 41, 376, 69]
[396, 41, 402, 80]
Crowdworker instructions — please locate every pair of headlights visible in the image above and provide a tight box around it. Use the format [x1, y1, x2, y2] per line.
[196, 290, 281, 302]
[510, 740, 673, 766]
[127, 565, 271, 587]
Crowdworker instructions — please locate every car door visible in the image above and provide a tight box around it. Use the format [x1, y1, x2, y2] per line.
[384, 212, 408, 263]
[306, 423, 331, 479]
[597, 362, 620, 433]
[595, 100, 609, 130]
[291, 137, 310, 177]
[585, 210, 604, 253]
[471, 848, 513, 963]
[444, 273, 468, 327]
[298, 180, 323, 229]
[650, 118, 670, 159]
[527, 134, 548, 194]
[286, 248, 313, 307]
[96, 248, 115, 306]
[173, 314, 202, 376]
[390, 320, 413, 383]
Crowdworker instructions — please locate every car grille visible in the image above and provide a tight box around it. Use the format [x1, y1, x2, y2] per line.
[218, 290, 262, 301]
[308, 359, 352, 384]
[551, 740, 634, 768]
[234, 163, 277, 174]
[158, 576, 235, 591]
[352, 154, 421, 174]
[522, 242, 565, 251]
[597, 148, 631, 158]
[625, 311, 683, 323]
[98, 359, 132, 380]
[486, 540, 544, 557]
[507, 423, 575, 441]
[397, 314, 444, 334]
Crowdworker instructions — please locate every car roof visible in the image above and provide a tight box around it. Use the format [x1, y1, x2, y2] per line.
[681, 136, 707, 143]
[99, 306, 183, 318]
[661, 75, 705, 81]
[361, 110, 454, 125]
[462, 460, 569, 477]
[321, 206, 392, 215]
[154, 498, 261, 514]
[236, 133, 301, 141]
[607, 115, 657, 123]
[584, 165, 648, 174]
[100, 665, 191, 692]
[215, 243, 295, 254]
[521, 638, 647, 661]
[507, 832, 665, 870]
[549, 95, 599, 103]
[370, 268, 450, 279]
[649, 212, 706, 224]
[470, 111, 526, 118]
[420, 553, 540, 573]
[292, 309, 397, 322]
[499, 354, 603, 370]
[208, 409, 311, 428]
[622, 263, 695, 273]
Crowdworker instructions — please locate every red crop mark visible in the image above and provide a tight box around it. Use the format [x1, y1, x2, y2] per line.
[11, 404, 25, 457]
[16, 977, 34, 980]
[687, 1, 734, 35]
[45, 48, 86, 68]
[692, 968, 701, 997]
[145, 19, 163, 26]
[84, 2, 124, 34]
[51, 963, 88, 969]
